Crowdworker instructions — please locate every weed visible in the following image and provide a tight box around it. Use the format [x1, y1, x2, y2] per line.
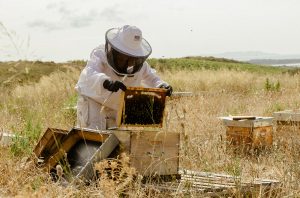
[264, 78, 281, 92]
[10, 116, 42, 156]
[62, 93, 78, 125]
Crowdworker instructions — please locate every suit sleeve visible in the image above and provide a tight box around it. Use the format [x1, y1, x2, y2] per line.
[141, 62, 168, 88]
[75, 48, 113, 106]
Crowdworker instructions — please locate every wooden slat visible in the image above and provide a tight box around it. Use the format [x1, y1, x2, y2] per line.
[116, 91, 125, 127]
[273, 110, 300, 122]
[221, 117, 273, 127]
[75, 133, 119, 180]
[113, 130, 131, 152]
[179, 169, 240, 179]
[181, 176, 237, 186]
[43, 133, 81, 170]
[33, 128, 68, 157]
[76, 130, 109, 142]
[231, 116, 256, 120]
[143, 169, 281, 197]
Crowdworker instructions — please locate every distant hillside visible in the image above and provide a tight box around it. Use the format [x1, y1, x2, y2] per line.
[183, 56, 243, 63]
[212, 51, 300, 61]
[147, 57, 300, 76]
[1, 58, 300, 89]
[0, 60, 84, 89]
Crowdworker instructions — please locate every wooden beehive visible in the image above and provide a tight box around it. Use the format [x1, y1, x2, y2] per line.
[113, 130, 180, 176]
[273, 110, 300, 129]
[33, 127, 119, 177]
[220, 116, 273, 152]
[117, 87, 167, 130]
[273, 110, 300, 147]
[114, 87, 179, 176]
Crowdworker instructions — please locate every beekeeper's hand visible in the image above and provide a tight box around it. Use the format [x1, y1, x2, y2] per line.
[103, 80, 127, 92]
[159, 84, 173, 96]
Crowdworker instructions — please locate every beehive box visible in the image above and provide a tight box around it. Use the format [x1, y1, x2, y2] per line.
[273, 110, 300, 128]
[117, 87, 167, 130]
[220, 116, 273, 152]
[113, 130, 180, 176]
[273, 110, 300, 147]
[33, 127, 119, 177]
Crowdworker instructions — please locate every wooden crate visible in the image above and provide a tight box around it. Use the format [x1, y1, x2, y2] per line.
[113, 130, 180, 176]
[143, 169, 281, 197]
[220, 116, 273, 152]
[273, 110, 300, 147]
[117, 87, 167, 130]
[33, 127, 119, 175]
[273, 110, 300, 123]
[273, 110, 300, 131]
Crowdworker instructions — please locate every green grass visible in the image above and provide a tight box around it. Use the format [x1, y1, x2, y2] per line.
[148, 57, 300, 74]
[10, 115, 43, 156]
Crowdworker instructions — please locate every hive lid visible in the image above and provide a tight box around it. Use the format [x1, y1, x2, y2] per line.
[117, 87, 167, 130]
[219, 116, 273, 127]
[273, 110, 300, 121]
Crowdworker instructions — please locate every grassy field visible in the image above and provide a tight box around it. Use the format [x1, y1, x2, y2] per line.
[1, 57, 300, 197]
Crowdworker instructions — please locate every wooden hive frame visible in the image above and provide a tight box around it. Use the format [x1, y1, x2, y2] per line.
[117, 87, 167, 130]
[143, 169, 282, 197]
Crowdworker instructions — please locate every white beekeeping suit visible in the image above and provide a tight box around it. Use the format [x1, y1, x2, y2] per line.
[75, 25, 172, 130]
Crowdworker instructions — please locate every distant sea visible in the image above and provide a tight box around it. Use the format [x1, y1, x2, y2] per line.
[271, 63, 300, 67]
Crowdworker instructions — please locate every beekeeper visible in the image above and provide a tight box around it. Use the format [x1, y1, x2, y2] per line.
[75, 25, 173, 130]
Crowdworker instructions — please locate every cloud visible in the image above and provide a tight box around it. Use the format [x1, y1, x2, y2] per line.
[27, 2, 124, 31]
[27, 10, 97, 30]
[27, 20, 64, 31]
[99, 5, 125, 23]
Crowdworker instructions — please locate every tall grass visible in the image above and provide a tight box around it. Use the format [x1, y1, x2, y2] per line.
[1, 67, 80, 149]
[1, 62, 300, 196]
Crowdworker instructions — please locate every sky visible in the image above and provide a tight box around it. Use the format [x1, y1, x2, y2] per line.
[0, 0, 300, 62]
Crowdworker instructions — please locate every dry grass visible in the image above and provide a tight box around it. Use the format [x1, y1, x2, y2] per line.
[1, 66, 300, 197]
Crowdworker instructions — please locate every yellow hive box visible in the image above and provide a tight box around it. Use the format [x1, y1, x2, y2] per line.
[220, 116, 273, 153]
